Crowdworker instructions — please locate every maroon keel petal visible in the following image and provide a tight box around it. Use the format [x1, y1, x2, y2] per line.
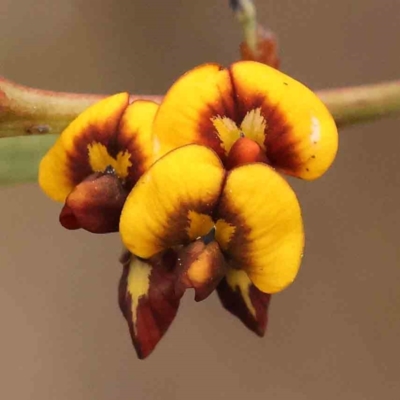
[175, 240, 227, 302]
[226, 137, 269, 169]
[59, 204, 80, 230]
[118, 251, 182, 359]
[217, 268, 271, 337]
[60, 171, 128, 234]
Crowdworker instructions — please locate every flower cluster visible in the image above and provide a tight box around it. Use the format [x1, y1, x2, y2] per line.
[39, 61, 338, 359]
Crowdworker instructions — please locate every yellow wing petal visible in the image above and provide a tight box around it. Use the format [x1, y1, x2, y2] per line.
[216, 163, 304, 293]
[120, 144, 225, 259]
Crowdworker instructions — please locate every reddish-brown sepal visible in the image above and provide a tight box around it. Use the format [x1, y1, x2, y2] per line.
[118, 251, 182, 359]
[217, 270, 271, 336]
[60, 170, 128, 233]
[240, 25, 280, 69]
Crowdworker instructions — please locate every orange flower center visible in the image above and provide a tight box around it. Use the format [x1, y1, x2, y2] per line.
[211, 107, 267, 153]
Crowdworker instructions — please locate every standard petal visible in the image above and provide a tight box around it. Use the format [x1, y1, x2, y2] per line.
[229, 61, 338, 179]
[118, 251, 181, 359]
[215, 163, 304, 294]
[152, 64, 234, 161]
[120, 145, 225, 259]
[217, 268, 271, 336]
[39, 93, 129, 202]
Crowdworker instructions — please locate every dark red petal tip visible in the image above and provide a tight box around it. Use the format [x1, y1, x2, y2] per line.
[119, 251, 182, 359]
[59, 204, 80, 230]
[217, 275, 271, 337]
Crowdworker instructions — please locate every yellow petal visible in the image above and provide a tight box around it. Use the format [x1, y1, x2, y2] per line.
[152, 63, 234, 161]
[120, 145, 225, 259]
[39, 93, 129, 202]
[216, 163, 304, 293]
[230, 61, 338, 179]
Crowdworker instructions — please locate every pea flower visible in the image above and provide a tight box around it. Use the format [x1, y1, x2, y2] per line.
[38, 61, 338, 360]
[39, 94, 158, 233]
[118, 61, 338, 359]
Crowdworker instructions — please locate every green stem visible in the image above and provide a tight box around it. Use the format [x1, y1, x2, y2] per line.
[229, 0, 257, 54]
[317, 80, 400, 127]
[0, 77, 162, 138]
[0, 134, 57, 185]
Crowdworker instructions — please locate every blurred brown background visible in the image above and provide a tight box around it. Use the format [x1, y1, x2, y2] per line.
[1, 1, 399, 399]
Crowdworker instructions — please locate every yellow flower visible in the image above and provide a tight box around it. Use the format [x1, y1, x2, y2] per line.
[38, 60, 338, 359]
[118, 61, 338, 358]
[153, 61, 338, 179]
[39, 94, 158, 233]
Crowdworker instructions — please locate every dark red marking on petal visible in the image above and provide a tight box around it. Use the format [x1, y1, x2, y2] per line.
[214, 175, 253, 268]
[118, 251, 182, 359]
[69, 127, 149, 192]
[263, 108, 302, 174]
[193, 68, 237, 162]
[61, 172, 128, 233]
[227, 67, 302, 175]
[67, 98, 129, 186]
[217, 274, 271, 336]
[196, 107, 230, 163]
[175, 240, 227, 302]
[148, 201, 222, 253]
[226, 137, 269, 169]
[116, 100, 157, 190]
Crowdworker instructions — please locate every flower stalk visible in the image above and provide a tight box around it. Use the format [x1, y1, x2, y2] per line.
[229, 0, 258, 55]
[317, 80, 400, 127]
[0, 77, 161, 139]
[0, 134, 57, 185]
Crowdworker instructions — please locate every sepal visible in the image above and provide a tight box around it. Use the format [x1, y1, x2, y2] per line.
[217, 268, 271, 336]
[118, 251, 182, 359]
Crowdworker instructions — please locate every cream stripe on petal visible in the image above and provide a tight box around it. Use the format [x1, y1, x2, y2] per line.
[126, 257, 151, 331]
[225, 269, 256, 318]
